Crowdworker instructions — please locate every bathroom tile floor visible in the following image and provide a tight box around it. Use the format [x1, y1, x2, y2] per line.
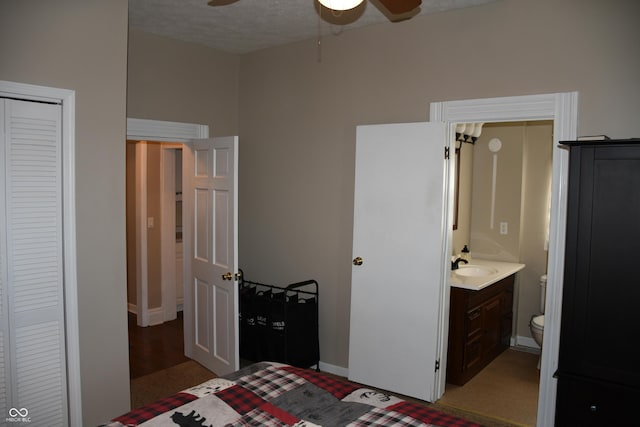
[439, 348, 540, 426]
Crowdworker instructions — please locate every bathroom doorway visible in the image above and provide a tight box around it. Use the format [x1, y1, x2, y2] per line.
[456, 120, 553, 349]
[442, 120, 554, 426]
[430, 92, 578, 427]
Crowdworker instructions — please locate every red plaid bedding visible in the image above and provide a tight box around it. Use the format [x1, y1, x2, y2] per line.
[105, 362, 481, 427]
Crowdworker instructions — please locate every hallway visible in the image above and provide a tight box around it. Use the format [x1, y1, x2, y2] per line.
[128, 312, 189, 379]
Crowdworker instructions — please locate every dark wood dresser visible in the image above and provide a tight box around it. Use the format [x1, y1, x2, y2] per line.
[555, 139, 640, 425]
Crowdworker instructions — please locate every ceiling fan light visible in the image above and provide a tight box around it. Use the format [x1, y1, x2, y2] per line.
[318, 0, 365, 11]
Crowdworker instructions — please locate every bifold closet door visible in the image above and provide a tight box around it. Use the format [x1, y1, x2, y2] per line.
[0, 98, 68, 426]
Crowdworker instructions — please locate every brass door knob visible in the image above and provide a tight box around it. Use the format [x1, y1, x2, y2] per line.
[353, 256, 363, 266]
[222, 272, 233, 280]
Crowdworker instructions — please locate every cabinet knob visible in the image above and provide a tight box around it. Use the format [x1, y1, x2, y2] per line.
[589, 404, 597, 413]
[353, 256, 363, 266]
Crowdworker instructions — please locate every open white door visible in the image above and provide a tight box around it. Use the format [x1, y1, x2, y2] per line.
[348, 122, 449, 402]
[183, 136, 239, 375]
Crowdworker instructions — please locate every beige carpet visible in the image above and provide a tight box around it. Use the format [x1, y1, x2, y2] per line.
[130, 360, 216, 410]
[438, 349, 540, 427]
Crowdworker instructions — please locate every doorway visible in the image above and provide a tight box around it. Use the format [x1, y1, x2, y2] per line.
[126, 119, 241, 377]
[125, 119, 208, 389]
[126, 141, 184, 326]
[455, 120, 553, 346]
[125, 118, 208, 327]
[126, 140, 187, 382]
[441, 120, 554, 426]
[430, 92, 578, 427]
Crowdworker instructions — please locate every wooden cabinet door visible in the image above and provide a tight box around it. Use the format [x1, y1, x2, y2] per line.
[482, 296, 502, 360]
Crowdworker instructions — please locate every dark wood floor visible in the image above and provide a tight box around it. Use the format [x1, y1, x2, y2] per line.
[128, 311, 190, 379]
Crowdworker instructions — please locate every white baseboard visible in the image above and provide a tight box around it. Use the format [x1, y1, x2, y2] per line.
[148, 307, 165, 326]
[514, 334, 540, 350]
[318, 361, 348, 378]
[127, 303, 165, 326]
[317, 337, 539, 380]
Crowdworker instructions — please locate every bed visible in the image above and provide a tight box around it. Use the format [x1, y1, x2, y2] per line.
[105, 361, 481, 427]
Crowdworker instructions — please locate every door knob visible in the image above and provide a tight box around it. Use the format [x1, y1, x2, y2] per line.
[353, 256, 363, 266]
[222, 272, 233, 280]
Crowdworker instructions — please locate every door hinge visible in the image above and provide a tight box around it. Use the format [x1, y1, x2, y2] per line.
[444, 147, 450, 159]
[435, 359, 440, 372]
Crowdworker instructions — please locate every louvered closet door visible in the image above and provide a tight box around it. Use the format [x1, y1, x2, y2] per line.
[0, 99, 68, 426]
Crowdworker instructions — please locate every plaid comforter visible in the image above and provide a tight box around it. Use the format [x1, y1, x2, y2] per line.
[106, 362, 481, 427]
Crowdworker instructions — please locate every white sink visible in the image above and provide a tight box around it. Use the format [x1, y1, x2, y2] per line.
[454, 264, 498, 277]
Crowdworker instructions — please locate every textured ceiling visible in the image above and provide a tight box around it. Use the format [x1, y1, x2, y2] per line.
[129, 0, 498, 54]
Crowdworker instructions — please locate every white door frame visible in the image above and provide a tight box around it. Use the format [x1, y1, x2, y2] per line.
[430, 91, 578, 427]
[126, 119, 209, 326]
[0, 80, 82, 426]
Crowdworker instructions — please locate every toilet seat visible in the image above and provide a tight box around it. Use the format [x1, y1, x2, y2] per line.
[531, 314, 544, 330]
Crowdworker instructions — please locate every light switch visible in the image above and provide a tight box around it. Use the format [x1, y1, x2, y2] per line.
[500, 222, 508, 235]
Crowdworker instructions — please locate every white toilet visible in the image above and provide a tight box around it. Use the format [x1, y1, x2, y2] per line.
[530, 274, 547, 369]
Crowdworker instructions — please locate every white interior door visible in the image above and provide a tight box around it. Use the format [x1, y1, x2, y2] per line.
[348, 122, 449, 402]
[182, 136, 239, 375]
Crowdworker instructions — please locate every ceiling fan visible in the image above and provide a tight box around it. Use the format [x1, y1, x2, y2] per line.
[318, 0, 422, 16]
[207, 0, 423, 23]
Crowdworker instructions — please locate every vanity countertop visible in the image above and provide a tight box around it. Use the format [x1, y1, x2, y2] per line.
[450, 258, 525, 291]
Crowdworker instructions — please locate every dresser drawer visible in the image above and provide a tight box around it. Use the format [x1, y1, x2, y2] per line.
[555, 375, 640, 426]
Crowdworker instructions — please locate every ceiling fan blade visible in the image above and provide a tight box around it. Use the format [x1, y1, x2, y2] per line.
[207, 0, 241, 6]
[376, 0, 421, 15]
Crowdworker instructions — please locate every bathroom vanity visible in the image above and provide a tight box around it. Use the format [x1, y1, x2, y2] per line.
[446, 259, 524, 386]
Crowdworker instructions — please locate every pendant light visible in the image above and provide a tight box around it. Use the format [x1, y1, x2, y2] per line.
[318, 0, 364, 11]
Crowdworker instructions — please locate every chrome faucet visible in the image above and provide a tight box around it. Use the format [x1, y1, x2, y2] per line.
[451, 257, 469, 270]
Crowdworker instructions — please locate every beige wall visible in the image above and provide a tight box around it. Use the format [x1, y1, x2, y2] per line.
[237, 0, 640, 369]
[519, 122, 554, 338]
[0, 0, 130, 424]
[468, 121, 553, 340]
[126, 142, 138, 306]
[127, 30, 240, 136]
[146, 143, 163, 308]
[471, 123, 525, 262]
